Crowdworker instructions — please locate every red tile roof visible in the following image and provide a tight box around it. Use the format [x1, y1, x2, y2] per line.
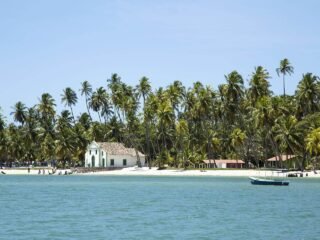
[267, 155, 295, 161]
[95, 142, 145, 157]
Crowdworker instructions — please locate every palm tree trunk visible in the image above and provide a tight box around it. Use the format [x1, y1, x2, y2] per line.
[97, 112, 102, 123]
[70, 106, 75, 123]
[300, 151, 307, 171]
[134, 148, 142, 168]
[283, 74, 286, 97]
[85, 97, 92, 120]
[213, 158, 217, 168]
[269, 130, 282, 168]
[146, 123, 151, 169]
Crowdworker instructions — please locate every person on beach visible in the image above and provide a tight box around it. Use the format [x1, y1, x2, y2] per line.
[43, 169, 45, 174]
[28, 167, 30, 174]
[38, 169, 41, 174]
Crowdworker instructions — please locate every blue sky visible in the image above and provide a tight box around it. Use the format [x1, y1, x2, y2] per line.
[1, 0, 320, 119]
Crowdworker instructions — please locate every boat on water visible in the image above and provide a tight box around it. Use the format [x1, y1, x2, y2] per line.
[249, 177, 289, 186]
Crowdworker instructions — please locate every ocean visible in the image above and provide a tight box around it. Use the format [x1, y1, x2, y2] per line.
[0, 175, 319, 240]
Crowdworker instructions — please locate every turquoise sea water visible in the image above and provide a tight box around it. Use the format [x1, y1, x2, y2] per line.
[0, 176, 320, 240]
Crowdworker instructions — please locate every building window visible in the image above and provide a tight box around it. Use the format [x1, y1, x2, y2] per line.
[110, 159, 114, 166]
[96, 150, 97, 154]
[102, 151, 104, 156]
[90, 150, 91, 155]
[123, 159, 127, 166]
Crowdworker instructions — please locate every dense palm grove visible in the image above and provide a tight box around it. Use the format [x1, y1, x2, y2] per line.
[1, 59, 320, 169]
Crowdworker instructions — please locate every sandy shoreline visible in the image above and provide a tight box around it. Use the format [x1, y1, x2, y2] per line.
[1, 167, 319, 178]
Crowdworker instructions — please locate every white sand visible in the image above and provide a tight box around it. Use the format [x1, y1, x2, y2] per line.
[0, 168, 72, 175]
[1, 167, 319, 178]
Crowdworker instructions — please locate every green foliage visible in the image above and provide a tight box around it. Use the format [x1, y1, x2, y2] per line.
[1, 59, 320, 170]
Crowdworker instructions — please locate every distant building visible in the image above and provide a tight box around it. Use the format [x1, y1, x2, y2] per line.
[202, 159, 246, 168]
[84, 141, 145, 168]
[266, 155, 297, 168]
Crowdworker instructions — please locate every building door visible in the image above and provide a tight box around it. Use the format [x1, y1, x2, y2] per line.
[102, 158, 105, 167]
[91, 155, 95, 167]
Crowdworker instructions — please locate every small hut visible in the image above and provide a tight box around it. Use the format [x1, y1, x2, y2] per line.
[266, 155, 296, 168]
[202, 159, 245, 169]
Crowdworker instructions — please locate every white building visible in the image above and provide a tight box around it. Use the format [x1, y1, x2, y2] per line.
[84, 141, 145, 168]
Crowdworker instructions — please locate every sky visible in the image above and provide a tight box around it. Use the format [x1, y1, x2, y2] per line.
[1, 0, 320, 119]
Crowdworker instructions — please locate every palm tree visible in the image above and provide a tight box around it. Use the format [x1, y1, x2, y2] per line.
[210, 133, 221, 168]
[225, 71, 244, 103]
[39, 133, 56, 164]
[55, 125, 76, 168]
[166, 81, 185, 119]
[80, 81, 93, 120]
[37, 93, 56, 136]
[57, 110, 73, 129]
[121, 85, 138, 122]
[23, 107, 40, 162]
[294, 113, 320, 170]
[107, 75, 126, 123]
[144, 93, 159, 167]
[0, 110, 5, 131]
[0, 108, 6, 166]
[274, 116, 302, 165]
[137, 76, 152, 167]
[136, 76, 151, 106]
[276, 58, 294, 97]
[107, 73, 122, 119]
[89, 87, 107, 123]
[306, 127, 320, 171]
[204, 128, 219, 168]
[153, 89, 174, 168]
[78, 113, 91, 130]
[295, 73, 320, 118]
[11, 101, 28, 126]
[38, 93, 56, 120]
[253, 96, 282, 166]
[107, 73, 121, 91]
[175, 119, 189, 168]
[61, 87, 78, 122]
[230, 128, 247, 164]
[0, 110, 7, 167]
[7, 124, 24, 164]
[224, 71, 244, 122]
[73, 122, 90, 166]
[105, 116, 122, 142]
[248, 66, 271, 105]
[157, 98, 173, 150]
[101, 93, 114, 124]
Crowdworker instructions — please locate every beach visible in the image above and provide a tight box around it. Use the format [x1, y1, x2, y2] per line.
[0, 168, 72, 175]
[1, 167, 319, 178]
